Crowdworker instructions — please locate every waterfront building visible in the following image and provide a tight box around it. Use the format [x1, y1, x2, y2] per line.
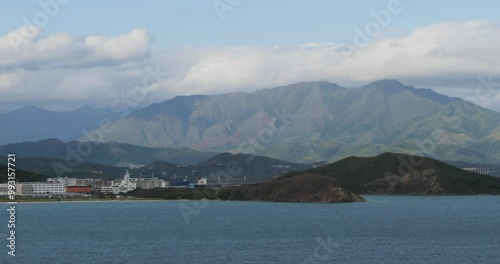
[9, 182, 66, 197]
[47, 177, 78, 186]
[100, 170, 137, 194]
[66, 186, 92, 194]
[100, 186, 115, 193]
[130, 176, 169, 189]
[1, 182, 66, 197]
[0, 183, 12, 196]
[76, 178, 94, 186]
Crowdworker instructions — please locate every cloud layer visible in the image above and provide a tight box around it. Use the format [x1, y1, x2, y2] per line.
[1, 20, 500, 112]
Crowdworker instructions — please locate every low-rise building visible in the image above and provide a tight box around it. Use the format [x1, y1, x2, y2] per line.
[0, 183, 27, 196]
[66, 185, 91, 194]
[32, 182, 66, 196]
[0, 183, 12, 196]
[76, 178, 94, 186]
[20, 183, 31, 196]
[130, 177, 169, 189]
[463, 167, 494, 176]
[2, 182, 66, 197]
[7, 182, 66, 197]
[196, 177, 208, 186]
[100, 186, 115, 193]
[91, 179, 112, 191]
[47, 177, 78, 186]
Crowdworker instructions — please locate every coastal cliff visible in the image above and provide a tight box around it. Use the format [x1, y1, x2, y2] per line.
[223, 173, 365, 203]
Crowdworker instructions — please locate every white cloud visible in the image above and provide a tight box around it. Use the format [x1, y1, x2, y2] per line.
[0, 27, 152, 69]
[1, 20, 500, 112]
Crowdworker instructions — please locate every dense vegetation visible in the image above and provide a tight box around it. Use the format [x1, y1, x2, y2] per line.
[127, 188, 217, 200]
[128, 179, 364, 203]
[290, 152, 500, 195]
[0, 139, 216, 166]
[0, 157, 127, 180]
[127, 187, 259, 201]
[236, 173, 364, 202]
[0, 164, 48, 183]
[137, 153, 309, 184]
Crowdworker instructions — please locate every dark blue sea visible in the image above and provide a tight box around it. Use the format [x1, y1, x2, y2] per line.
[1, 196, 499, 263]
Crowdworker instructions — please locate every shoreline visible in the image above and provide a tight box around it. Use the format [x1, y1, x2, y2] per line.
[0, 198, 196, 204]
[1, 194, 498, 204]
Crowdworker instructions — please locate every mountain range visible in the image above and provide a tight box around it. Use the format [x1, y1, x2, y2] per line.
[0, 139, 216, 166]
[0, 105, 122, 146]
[139, 152, 310, 183]
[4, 151, 498, 198]
[0, 152, 310, 183]
[81, 80, 500, 164]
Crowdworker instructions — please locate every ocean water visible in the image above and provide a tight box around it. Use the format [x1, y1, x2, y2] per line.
[1, 196, 500, 264]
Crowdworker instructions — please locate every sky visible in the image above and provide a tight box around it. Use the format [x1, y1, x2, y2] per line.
[1, 0, 500, 112]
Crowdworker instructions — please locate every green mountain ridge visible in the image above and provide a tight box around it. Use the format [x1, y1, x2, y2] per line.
[0, 139, 217, 166]
[0, 164, 48, 183]
[141, 152, 310, 184]
[213, 152, 499, 203]
[293, 152, 500, 195]
[3, 153, 498, 201]
[0, 153, 310, 183]
[82, 80, 500, 164]
[235, 173, 365, 203]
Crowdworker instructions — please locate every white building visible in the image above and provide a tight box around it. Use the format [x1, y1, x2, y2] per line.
[0, 183, 13, 196]
[100, 186, 115, 193]
[47, 178, 105, 189]
[196, 177, 208, 185]
[32, 182, 66, 196]
[76, 178, 94, 186]
[130, 177, 169, 189]
[47, 177, 77, 186]
[463, 167, 494, 176]
[100, 170, 137, 194]
[2, 182, 66, 197]
[20, 184, 31, 196]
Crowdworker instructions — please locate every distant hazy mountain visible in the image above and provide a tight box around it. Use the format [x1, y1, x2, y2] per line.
[83, 80, 500, 164]
[0, 139, 216, 166]
[0, 105, 122, 145]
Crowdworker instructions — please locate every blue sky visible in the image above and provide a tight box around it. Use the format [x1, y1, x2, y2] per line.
[0, 0, 500, 112]
[1, 0, 499, 48]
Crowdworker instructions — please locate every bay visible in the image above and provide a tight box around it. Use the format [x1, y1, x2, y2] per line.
[1, 196, 499, 263]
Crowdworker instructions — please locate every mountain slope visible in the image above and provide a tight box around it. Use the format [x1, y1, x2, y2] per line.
[137, 153, 310, 184]
[5, 153, 309, 183]
[0, 157, 125, 180]
[83, 80, 500, 164]
[0, 139, 217, 166]
[0, 164, 48, 183]
[230, 173, 365, 203]
[0, 106, 122, 145]
[298, 153, 500, 195]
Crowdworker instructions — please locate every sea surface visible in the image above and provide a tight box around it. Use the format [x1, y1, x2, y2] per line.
[1, 196, 499, 263]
